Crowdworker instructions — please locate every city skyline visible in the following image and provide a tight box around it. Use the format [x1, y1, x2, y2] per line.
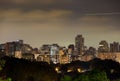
[0, 35, 120, 49]
[0, 0, 120, 48]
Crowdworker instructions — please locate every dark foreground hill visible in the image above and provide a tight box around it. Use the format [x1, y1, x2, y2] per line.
[0, 57, 58, 81]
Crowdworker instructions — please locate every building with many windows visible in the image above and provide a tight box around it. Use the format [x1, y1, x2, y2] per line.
[98, 40, 109, 53]
[110, 42, 120, 53]
[75, 34, 84, 55]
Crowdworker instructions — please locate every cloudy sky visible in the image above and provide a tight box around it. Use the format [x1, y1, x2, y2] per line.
[0, 0, 120, 48]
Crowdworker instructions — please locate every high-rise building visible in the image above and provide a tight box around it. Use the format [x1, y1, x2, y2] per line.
[50, 44, 59, 64]
[5, 42, 16, 56]
[110, 42, 119, 53]
[40, 44, 50, 54]
[98, 40, 109, 53]
[68, 44, 74, 54]
[15, 40, 23, 51]
[21, 44, 33, 54]
[85, 47, 96, 55]
[75, 34, 84, 55]
[68, 44, 74, 50]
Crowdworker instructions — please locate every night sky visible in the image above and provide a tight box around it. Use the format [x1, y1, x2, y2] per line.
[0, 0, 120, 48]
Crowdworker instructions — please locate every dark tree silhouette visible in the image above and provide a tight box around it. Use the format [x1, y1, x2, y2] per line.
[0, 57, 58, 81]
[90, 58, 120, 80]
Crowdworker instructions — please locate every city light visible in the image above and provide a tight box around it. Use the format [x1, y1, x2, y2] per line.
[0, 35, 120, 64]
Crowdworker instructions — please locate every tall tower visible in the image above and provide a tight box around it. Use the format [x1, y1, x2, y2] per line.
[98, 40, 109, 53]
[75, 34, 84, 55]
[110, 42, 119, 53]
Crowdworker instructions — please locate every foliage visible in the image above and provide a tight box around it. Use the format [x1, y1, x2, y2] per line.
[61, 75, 72, 81]
[0, 58, 12, 81]
[0, 78, 11, 81]
[73, 69, 110, 81]
[73, 74, 89, 81]
[0, 57, 120, 81]
[0, 59, 6, 71]
[88, 69, 109, 81]
[0, 57, 58, 81]
[90, 58, 120, 80]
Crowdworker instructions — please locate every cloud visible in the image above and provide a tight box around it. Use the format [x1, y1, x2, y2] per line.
[0, 9, 73, 23]
[0, 8, 120, 30]
[0, 0, 56, 4]
[0, 0, 120, 14]
[85, 12, 120, 16]
[79, 15, 109, 22]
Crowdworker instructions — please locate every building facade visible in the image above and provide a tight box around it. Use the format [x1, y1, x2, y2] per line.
[98, 40, 109, 53]
[110, 42, 120, 53]
[75, 35, 84, 55]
